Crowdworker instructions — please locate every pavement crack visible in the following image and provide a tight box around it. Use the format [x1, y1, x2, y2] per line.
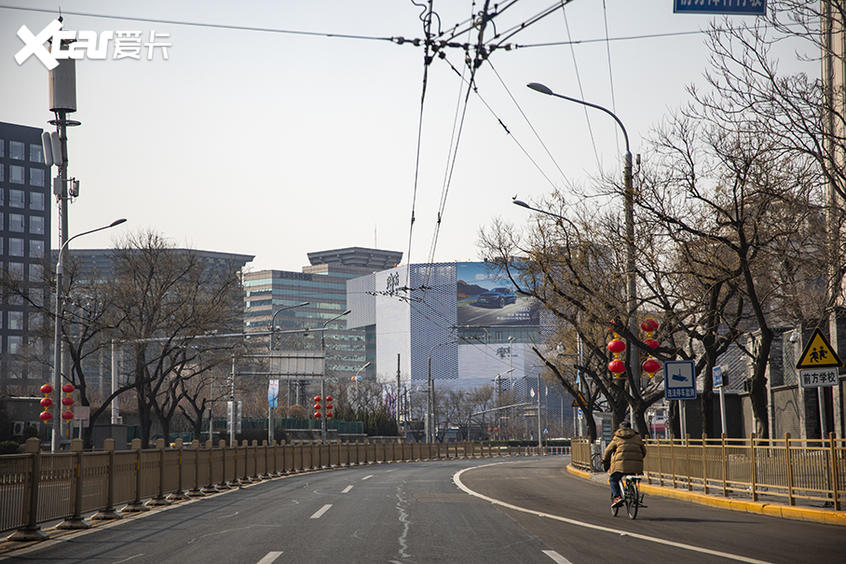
[395, 484, 412, 561]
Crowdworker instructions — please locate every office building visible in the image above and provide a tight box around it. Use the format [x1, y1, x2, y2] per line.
[0, 122, 51, 394]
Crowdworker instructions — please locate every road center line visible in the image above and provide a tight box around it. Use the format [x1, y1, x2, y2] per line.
[453, 463, 773, 564]
[256, 551, 283, 564]
[310, 504, 333, 519]
[362, 474, 373, 480]
[342, 485, 354, 494]
[542, 550, 572, 564]
[114, 555, 144, 564]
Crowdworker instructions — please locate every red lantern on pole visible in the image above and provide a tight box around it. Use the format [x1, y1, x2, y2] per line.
[640, 318, 661, 378]
[313, 395, 322, 419]
[607, 330, 627, 378]
[40, 383, 54, 423]
[61, 410, 74, 421]
[608, 359, 626, 375]
[325, 395, 334, 419]
[62, 383, 75, 394]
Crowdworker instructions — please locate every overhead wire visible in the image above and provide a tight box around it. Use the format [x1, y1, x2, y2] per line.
[601, 0, 621, 154]
[561, 7, 602, 172]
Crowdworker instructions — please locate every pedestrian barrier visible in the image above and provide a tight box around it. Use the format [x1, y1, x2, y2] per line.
[571, 434, 845, 510]
[0, 438, 557, 541]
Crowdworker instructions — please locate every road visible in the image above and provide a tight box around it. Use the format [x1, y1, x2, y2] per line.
[5, 456, 844, 563]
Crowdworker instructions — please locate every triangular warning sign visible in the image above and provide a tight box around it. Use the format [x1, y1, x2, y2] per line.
[795, 328, 843, 369]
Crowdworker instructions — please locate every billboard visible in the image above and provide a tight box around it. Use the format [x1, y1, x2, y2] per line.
[456, 262, 539, 326]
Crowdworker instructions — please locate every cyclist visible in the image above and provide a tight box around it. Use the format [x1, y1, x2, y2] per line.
[602, 421, 646, 508]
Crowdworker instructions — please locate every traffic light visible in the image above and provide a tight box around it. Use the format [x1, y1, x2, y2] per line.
[325, 395, 334, 419]
[313, 395, 322, 419]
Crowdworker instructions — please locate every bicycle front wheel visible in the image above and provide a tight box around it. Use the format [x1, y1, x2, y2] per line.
[626, 481, 639, 519]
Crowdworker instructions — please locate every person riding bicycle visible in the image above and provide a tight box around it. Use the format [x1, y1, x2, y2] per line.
[602, 421, 646, 508]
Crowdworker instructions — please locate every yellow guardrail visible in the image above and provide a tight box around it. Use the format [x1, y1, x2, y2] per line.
[1, 437, 557, 541]
[571, 434, 845, 510]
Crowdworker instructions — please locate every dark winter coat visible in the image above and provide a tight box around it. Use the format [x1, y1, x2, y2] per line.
[602, 427, 646, 474]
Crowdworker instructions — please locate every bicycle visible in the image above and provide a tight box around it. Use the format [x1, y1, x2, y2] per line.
[611, 474, 645, 519]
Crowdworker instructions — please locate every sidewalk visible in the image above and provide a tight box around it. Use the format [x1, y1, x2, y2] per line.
[566, 464, 846, 527]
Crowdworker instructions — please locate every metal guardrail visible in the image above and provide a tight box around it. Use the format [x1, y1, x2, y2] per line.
[1, 437, 562, 541]
[571, 434, 845, 510]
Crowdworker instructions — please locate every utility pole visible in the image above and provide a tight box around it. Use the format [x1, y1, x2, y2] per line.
[396, 353, 402, 434]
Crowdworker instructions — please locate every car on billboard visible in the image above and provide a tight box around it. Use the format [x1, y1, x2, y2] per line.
[474, 287, 517, 308]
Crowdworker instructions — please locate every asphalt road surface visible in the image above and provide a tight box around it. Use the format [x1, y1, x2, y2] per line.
[5, 456, 844, 563]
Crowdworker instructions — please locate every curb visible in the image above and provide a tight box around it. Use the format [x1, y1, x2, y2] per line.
[565, 464, 846, 527]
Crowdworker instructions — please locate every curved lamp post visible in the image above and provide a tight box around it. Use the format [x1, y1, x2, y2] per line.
[527, 81, 638, 422]
[320, 309, 351, 443]
[52, 218, 127, 452]
[266, 301, 309, 443]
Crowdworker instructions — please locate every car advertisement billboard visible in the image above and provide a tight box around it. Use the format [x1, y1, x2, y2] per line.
[456, 262, 539, 326]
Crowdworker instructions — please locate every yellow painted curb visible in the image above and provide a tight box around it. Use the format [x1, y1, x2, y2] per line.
[565, 465, 846, 527]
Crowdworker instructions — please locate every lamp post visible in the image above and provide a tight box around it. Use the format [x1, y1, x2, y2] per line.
[52, 218, 126, 452]
[267, 301, 309, 443]
[320, 309, 350, 443]
[426, 340, 456, 443]
[527, 81, 638, 423]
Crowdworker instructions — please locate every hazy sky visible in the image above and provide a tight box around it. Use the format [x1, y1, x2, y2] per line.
[0, 1, 810, 272]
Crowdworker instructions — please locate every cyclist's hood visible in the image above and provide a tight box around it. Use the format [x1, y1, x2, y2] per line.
[614, 427, 638, 440]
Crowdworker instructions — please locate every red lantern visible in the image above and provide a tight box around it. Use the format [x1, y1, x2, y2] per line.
[644, 338, 660, 349]
[607, 339, 626, 354]
[608, 359, 626, 375]
[62, 383, 75, 394]
[314, 412, 322, 419]
[40, 397, 53, 408]
[61, 410, 74, 421]
[641, 318, 659, 332]
[642, 357, 661, 375]
[62, 396, 75, 407]
[325, 395, 333, 403]
[40, 411, 52, 421]
[40, 383, 53, 395]
[326, 410, 333, 419]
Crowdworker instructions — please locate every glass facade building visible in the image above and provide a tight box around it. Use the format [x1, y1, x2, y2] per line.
[0, 122, 51, 393]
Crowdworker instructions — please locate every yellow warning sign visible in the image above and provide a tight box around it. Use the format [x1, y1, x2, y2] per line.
[571, 392, 587, 408]
[795, 328, 843, 369]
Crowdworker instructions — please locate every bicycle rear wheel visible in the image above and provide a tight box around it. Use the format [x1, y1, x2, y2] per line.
[626, 481, 639, 519]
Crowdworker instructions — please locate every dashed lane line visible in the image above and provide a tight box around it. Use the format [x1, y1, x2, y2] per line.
[257, 551, 283, 564]
[342, 485, 354, 494]
[542, 550, 572, 564]
[310, 504, 333, 519]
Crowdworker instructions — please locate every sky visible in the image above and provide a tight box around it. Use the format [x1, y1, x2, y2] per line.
[0, 1, 813, 272]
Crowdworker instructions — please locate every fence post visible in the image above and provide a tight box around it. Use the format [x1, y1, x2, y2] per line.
[701, 433, 709, 495]
[685, 434, 692, 491]
[721, 434, 728, 498]
[147, 439, 171, 507]
[216, 440, 231, 490]
[785, 433, 794, 506]
[201, 440, 219, 494]
[8, 437, 47, 541]
[92, 438, 122, 520]
[252, 440, 263, 480]
[187, 440, 205, 497]
[57, 438, 92, 528]
[122, 438, 150, 513]
[655, 439, 662, 486]
[241, 440, 253, 484]
[750, 433, 758, 502]
[671, 437, 677, 489]
[829, 432, 841, 511]
[167, 438, 188, 501]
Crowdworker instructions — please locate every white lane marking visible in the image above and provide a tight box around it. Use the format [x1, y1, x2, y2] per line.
[362, 474, 373, 480]
[542, 550, 572, 564]
[453, 463, 773, 564]
[310, 504, 333, 519]
[218, 511, 239, 519]
[114, 555, 144, 564]
[342, 485, 354, 494]
[257, 551, 283, 564]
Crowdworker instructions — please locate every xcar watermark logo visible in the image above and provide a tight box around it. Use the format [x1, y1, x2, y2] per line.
[15, 20, 171, 70]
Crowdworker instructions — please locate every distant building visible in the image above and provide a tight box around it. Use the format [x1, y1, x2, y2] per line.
[0, 122, 51, 394]
[243, 247, 402, 387]
[347, 261, 573, 439]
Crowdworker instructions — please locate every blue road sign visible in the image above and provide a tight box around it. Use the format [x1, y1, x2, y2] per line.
[664, 360, 697, 400]
[674, 0, 766, 16]
[713, 366, 723, 388]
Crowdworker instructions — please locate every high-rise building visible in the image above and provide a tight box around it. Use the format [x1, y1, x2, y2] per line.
[0, 122, 51, 394]
[243, 247, 402, 385]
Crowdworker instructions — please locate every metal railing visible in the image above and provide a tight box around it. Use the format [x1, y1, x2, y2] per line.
[1, 437, 556, 540]
[571, 434, 845, 510]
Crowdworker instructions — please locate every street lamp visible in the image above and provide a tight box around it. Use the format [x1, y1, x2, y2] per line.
[527, 81, 638, 423]
[52, 218, 127, 452]
[266, 301, 309, 443]
[426, 340, 456, 443]
[320, 309, 351, 443]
